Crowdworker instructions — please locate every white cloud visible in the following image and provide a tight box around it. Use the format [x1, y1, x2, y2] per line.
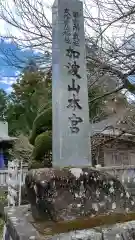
[126, 92, 135, 102]
[0, 0, 132, 60]
[0, 0, 115, 55]
[20, 48, 27, 52]
[3, 38, 13, 44]
[122, 88, 135, 102]
[0, 0, 125, 38]
[0, 76, 17, 85]
[0, 0, 52, 52]
[6, 86, 13, 93]
[14, 71, 20, 76]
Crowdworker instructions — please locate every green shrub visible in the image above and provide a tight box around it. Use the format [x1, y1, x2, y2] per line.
[32, 131, 52, 160]
[29, 108, 52, 145]
[28, 159, 45, 169]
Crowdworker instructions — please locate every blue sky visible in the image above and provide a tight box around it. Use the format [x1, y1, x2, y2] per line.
[0, 39, 42, 93]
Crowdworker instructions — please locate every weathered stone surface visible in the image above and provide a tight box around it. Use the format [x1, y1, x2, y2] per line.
[25, 167, 135, 222]
[4, 205, 41, 240]
[4, 205, 135, 240]
[49, 222, 135, 240]
[52, 0, 91, 167]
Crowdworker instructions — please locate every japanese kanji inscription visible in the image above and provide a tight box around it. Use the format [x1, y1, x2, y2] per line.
[52, 0, 91, 166]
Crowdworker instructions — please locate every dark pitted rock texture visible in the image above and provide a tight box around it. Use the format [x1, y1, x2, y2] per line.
[25, 167, 135, 221]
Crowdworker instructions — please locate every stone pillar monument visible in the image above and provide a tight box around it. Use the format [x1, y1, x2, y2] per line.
[4, 1, 135, 239]
[52, 0, 91, 167]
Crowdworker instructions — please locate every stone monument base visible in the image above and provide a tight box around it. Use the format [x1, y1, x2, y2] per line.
[4, 167, 135, 239]
[4, 205, 135, 239]
[25, 167, 135, 222]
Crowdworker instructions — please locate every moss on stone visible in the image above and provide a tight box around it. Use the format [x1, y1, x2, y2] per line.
[39, 212, 135, 236]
